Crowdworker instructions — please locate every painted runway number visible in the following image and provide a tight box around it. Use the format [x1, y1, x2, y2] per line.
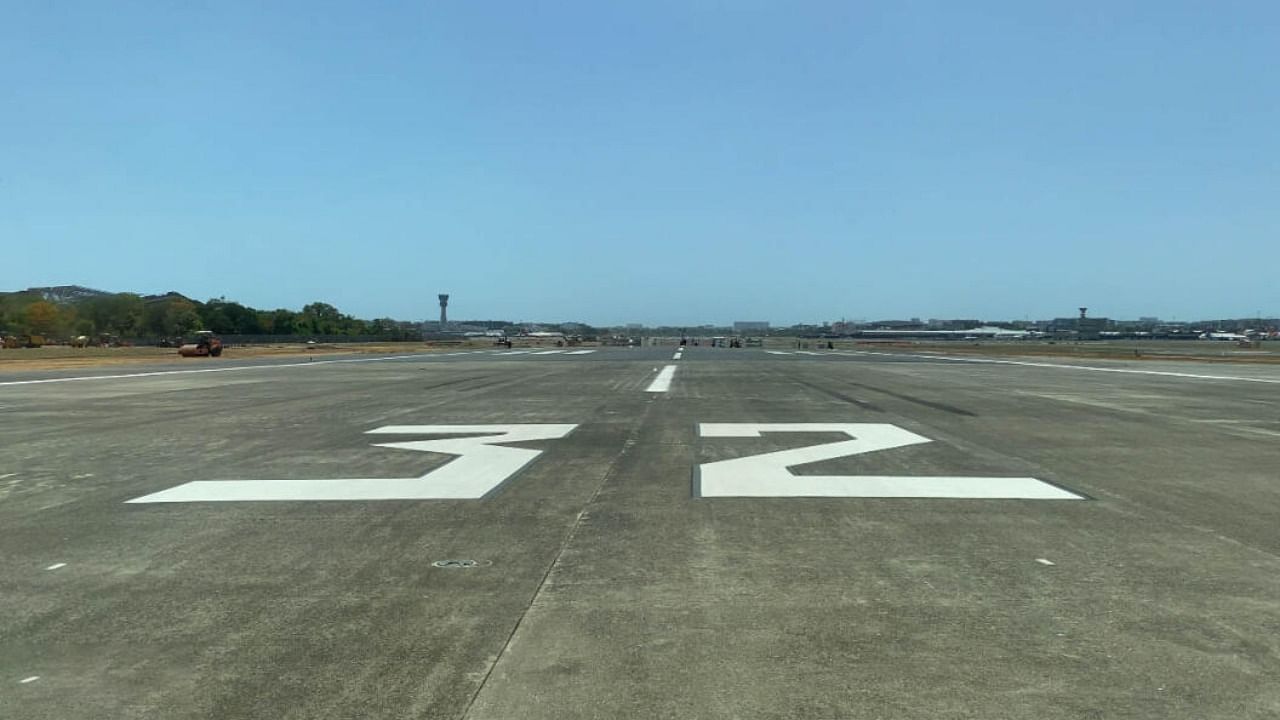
[127, 424, 578, 503]
[127, 422, 1081, 503]
[696, 423, 1082, 499]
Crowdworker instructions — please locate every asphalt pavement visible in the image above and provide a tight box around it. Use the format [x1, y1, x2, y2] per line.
[3, 346, 1279, 719]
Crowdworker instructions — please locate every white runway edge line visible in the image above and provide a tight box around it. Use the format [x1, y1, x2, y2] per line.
[646, 365, 678, 393]
[0, 353, 429, 388]
[883, 351, 1280, 385]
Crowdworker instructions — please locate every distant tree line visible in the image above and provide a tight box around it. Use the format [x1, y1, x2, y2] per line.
[0, 291, 422, 341]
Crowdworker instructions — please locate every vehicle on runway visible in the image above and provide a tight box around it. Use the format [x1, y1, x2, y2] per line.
[178, 330, 223, 357]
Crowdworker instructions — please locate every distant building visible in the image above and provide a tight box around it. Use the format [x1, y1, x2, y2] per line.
[734, 321, 770, 332]
[869, 320, 926, 330]
[1050, 316, 1110, 339]
[857, 325, 1030, 340]
[937, 319, 982, 330]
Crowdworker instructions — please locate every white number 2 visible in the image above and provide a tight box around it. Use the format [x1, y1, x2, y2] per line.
[695, 423, 1081, 499]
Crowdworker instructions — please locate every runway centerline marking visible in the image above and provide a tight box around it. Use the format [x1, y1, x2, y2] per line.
[646, 365, 678, 393]
[126, 424, 578, 502]
[696, 423, 1083, 499]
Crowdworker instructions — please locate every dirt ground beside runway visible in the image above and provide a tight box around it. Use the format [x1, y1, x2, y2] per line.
[865, 340, 1280, 364]
[753, 336, 1280, 364]
[0, 340, 591, 372]
[0, 344, 435, 372]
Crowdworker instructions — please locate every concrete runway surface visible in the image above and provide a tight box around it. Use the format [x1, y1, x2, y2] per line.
[3, 346, 1279, 719]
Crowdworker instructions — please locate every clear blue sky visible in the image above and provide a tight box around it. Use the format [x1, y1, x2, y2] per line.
[3, 2, 1277, 325]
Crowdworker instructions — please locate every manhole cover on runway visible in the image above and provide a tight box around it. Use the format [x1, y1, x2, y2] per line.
[432, 559, 486, 568]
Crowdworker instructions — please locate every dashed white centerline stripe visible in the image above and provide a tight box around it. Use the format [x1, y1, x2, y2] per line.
[645, 365, 678, 393]
[20, 676, 39, 684]
[564, 350, 596, 355]
[765, 350, 792, 355]
[672, 352, 683, 360]
[46, 563, 66, 571]
[1035, 558, 1056, 566]
[531, 350, 564, 355]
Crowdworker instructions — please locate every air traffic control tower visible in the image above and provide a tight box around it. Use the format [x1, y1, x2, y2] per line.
[438, 294, 450, 329]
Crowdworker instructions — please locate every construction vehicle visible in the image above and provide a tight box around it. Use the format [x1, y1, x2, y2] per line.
[178, 331, 223, 357]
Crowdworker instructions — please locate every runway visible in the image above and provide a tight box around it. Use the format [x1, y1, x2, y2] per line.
[3, 346, 1279, 718]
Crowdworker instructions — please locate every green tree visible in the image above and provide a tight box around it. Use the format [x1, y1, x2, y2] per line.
[269, 309, 298, 335]
[80, 293, 144, 335]
[199, 303, 232, 334]
[221, 301, 262, 334]
[166, 300, 203, 336]
[23, 301, 60, 335]
[369, 318, 397, 337]
[143, 298, 202, 337]
[301, 302, 343, 335]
